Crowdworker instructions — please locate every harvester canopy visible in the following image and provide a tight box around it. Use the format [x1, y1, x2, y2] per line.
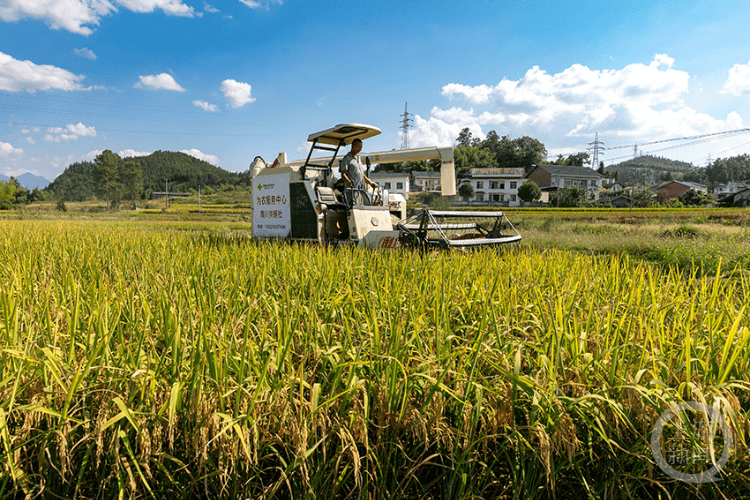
[307, 124, 382, 146]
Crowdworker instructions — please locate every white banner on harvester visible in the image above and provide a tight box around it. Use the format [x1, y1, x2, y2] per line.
[252, 172, 291, 238]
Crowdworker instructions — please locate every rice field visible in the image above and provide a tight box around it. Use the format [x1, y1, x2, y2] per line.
[0, 219, 749, 499]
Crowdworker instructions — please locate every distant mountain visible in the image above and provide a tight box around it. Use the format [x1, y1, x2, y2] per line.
[605, 155, 703, 187]
[0, 172, 51, 190]
[46, 150, 251, 201]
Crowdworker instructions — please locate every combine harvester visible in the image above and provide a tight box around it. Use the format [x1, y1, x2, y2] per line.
[250, 124, 521, 249]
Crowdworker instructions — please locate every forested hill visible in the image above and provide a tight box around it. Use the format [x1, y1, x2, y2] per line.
[133, 151, 251, 192]
[46, 151, 251, 201]
[605, 155, 702, 186]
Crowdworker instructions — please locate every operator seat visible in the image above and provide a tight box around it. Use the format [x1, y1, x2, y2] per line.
[315, 186, 346, 210]
[316, 186, 349, 242]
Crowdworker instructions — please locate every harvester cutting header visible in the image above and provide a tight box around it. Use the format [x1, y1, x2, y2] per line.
[250, 124, 521, 249]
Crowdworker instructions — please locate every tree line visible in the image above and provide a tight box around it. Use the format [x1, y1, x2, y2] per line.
[0, 178, 45, 209]
[375, 128, 596, 176]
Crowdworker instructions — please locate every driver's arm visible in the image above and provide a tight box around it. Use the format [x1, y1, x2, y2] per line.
[341, 171, 354, 187]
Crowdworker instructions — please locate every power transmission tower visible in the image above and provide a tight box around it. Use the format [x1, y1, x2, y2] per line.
[400, 102, 413, 150]
[588, 133, 605, 169]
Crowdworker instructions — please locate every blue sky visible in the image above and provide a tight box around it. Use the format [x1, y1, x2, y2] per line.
[2, 0, 750, 181]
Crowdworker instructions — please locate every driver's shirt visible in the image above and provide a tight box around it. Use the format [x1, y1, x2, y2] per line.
[339, 152, 366, 191]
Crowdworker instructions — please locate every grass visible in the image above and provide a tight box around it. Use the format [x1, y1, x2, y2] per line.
[511, 212, 750, 276]
[0, 218, 749, 498]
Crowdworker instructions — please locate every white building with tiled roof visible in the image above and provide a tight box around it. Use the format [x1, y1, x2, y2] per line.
[463, 167, 526, 206]
[368, 172, 410, 196]
[525, 164, 604, 201]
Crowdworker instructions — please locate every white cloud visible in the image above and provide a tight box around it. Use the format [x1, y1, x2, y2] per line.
[193, 100, 218, 112]
[408, 107, 508, 148]
[415, 54, 742, 153]
[181, 148, 219, 165]
[221, 79, 255, 107]
[0, 0, 196, 36]
[239, 0, 282, 10]
[722, 61, 750, 96]
[44, 122, 97, 142]
[0, 141, 23, 156]
[82, 149, 102, 161]
[0, 0, 112, 35]
[0, 51, 86, 92]
[119, 149, 151, 157]
[116, 0, 196, 17]
[441, 83, 495, 105]
[408, 114, 464, 148]
[135, 73, 185, 91]
[21, 126, 41, 143]
[203, 2, 218, 13]
[73, 47, 97, 60]
[3, 167, 39, 178]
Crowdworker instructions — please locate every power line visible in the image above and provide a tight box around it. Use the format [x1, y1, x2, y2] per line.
[608, 128, 750, 150]
[2, 120, 292, 138]
[695, 138, 750, 165]
[1, 91, 288, 131]
[605, 128, 750, 164]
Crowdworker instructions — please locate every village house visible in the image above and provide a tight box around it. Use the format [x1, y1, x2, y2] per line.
[525, 164, 605, 201]
[464, 167, 526, 206]
[654, 180, 707, 201]
[598, 195, 631, 208]
[601, 181, 624, 193]
[714, 181, 750, 197]
[718, 187, 750, 207]
[368, 172, 410, 197]
[410, 171, 442, 193]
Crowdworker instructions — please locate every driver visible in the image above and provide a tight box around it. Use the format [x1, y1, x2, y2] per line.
[340, 138, 377, 205]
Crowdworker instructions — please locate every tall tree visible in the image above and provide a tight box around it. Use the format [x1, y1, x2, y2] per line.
[479, 131, 547, 173]
[92, 150, 143, 209]
[92, 150, 122, 210]
[0, 180, 17, 207]
[553, 152, 590, 167]
[453, 145, 497, 174]
[120, 160, 143, 202]
[456, 127, 479, 148]
[511, 136, 547, 172]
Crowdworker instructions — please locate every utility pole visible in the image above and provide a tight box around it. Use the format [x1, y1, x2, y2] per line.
[400, 102, 413, 150]
[198, 185, 201, 212]
[165, 179, 169, 210]
[587, 133, 605, 169]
